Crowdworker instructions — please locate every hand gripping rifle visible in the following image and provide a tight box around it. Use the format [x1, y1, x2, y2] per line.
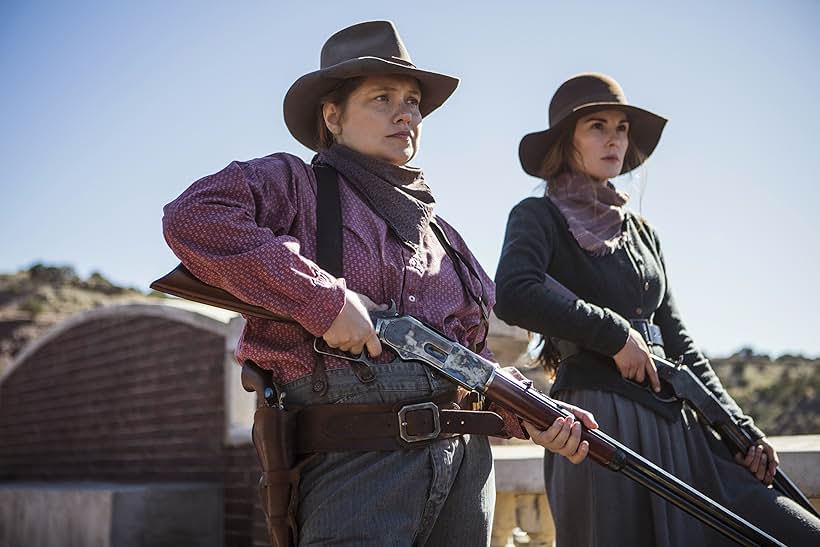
[366, 308, 783, 547]
[150, 265, 784, 546]
[652, 355, 819, 518]
[536, 272, 819, 519]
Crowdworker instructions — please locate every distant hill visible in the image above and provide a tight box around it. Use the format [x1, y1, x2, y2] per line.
[712, 351, 819, 435]
[0, 263, 160, 373]
[0, 263, 817, 435]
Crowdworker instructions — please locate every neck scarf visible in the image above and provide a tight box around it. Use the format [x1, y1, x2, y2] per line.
[316, 144, 435, 248]
[547, 172, 629, 256]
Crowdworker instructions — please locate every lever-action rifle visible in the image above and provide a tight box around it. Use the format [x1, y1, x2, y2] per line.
[653, 355, 819, 517]
[150, 265, 785, 546]
[538, 272, 819, 518]
[365, 308, 783, 547]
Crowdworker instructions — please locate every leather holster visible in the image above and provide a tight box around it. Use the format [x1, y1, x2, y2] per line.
[252, 405, 310, 547]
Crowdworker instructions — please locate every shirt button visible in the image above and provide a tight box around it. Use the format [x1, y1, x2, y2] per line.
[408, 295, 417, 303]
[635, 307, 643, 315]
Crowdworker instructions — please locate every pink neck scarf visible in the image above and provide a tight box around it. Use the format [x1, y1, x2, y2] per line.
[547, 172, 629, 256]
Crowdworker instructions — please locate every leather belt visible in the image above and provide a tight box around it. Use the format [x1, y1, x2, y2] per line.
[554, 318, 665, 361]
[629, 319, 664, 348]
[293, 392, 504, 453]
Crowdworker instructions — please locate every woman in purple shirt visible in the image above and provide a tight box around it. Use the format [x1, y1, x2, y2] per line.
[163, 21, 593, 547]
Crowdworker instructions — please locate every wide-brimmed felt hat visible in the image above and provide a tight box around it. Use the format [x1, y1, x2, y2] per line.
[519, 73, 667, 177]
[284, 20, 459, 151]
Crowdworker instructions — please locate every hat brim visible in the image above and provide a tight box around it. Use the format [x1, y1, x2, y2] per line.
[283, 57, 459, 151]
[519, 103, 667, 178]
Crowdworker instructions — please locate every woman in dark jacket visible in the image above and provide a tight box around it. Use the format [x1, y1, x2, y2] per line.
[494, 72, 820, 546]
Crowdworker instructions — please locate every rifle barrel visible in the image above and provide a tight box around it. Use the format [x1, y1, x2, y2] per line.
[650, 355, 820, 519]
[484, 370, 786, 547]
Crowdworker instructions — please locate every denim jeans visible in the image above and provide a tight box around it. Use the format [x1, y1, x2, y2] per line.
[284, 361, 495, 547]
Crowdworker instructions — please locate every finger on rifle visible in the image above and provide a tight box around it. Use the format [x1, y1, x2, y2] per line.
[568, 440, 590, 465]
[526, 418, 564, 445]
[551, 416, 574, 448]
[634, 360, 645, 384]
[645, 357, 661, 393]
[741, 445, 755, 467]
[524, 418, 565, 452]
[558, 421, 583, 457]
[365, 331, 382, 357]
[329, 338, 349, 351]
[503, 366, 528, 382]
[565, 403, 598, 429]
[357, 291, 388, 312]
[755, 453, 768, 482]
[764, 441, 780, 466]
[749, 445, 763, 474]
[765, 446, 778, 483]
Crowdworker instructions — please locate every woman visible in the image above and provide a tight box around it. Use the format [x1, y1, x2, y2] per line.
[494, 72, 820, 546]
[162, 21, 592, 547]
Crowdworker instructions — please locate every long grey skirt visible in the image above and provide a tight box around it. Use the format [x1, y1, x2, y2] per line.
[544, 389, 820, 547]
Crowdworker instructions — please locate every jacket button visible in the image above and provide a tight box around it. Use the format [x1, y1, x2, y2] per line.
[644, 282, 650, 291]
[635, 307, 643, 315]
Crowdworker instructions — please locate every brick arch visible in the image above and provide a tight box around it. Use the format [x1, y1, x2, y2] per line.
[0, 303, 231, 481]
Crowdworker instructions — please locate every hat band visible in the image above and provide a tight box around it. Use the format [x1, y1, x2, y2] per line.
[388, 56, 417, 68]
[551, 99, 628, 127]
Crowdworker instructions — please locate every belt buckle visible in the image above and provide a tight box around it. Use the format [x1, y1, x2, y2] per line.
[398, 402, 441, 443]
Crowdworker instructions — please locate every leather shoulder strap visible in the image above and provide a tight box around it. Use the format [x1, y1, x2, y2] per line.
[430, 219, 490, 354]
[313, 164, 343, 278]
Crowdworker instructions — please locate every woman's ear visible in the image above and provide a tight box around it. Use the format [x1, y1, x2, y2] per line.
[322, 102, 342, 136]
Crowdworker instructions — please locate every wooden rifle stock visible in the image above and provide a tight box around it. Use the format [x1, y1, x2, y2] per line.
[150, 263, 289, 322]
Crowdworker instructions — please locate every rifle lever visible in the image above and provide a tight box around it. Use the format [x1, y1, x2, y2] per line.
[312, 338, 379, 383]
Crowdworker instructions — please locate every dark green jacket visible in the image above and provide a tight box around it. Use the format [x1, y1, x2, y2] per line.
[494, 196, 764, 439]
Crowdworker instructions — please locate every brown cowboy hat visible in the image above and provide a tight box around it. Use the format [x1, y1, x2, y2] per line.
[519, 73, 667, 177]
[283, 20, 459, 151]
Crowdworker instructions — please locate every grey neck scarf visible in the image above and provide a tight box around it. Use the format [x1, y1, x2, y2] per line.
[316, 144, 435, 249]
[548, 172, 629, 256]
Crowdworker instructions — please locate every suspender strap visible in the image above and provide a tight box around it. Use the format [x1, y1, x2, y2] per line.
[314, 164, 344, 279]
[310, 164, 344, 395]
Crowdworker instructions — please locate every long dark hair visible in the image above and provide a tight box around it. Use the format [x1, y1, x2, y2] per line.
[532, 333, 562, 379]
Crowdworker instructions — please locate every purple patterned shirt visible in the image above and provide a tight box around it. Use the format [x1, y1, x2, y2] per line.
[162, 152, 523, 437]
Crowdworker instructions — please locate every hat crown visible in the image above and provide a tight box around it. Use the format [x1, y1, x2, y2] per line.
[320, 21, 414, 69]
[548, 73, 628, 127]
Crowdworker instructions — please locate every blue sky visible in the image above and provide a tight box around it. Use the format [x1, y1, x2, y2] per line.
[2, 1, 818, 357]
